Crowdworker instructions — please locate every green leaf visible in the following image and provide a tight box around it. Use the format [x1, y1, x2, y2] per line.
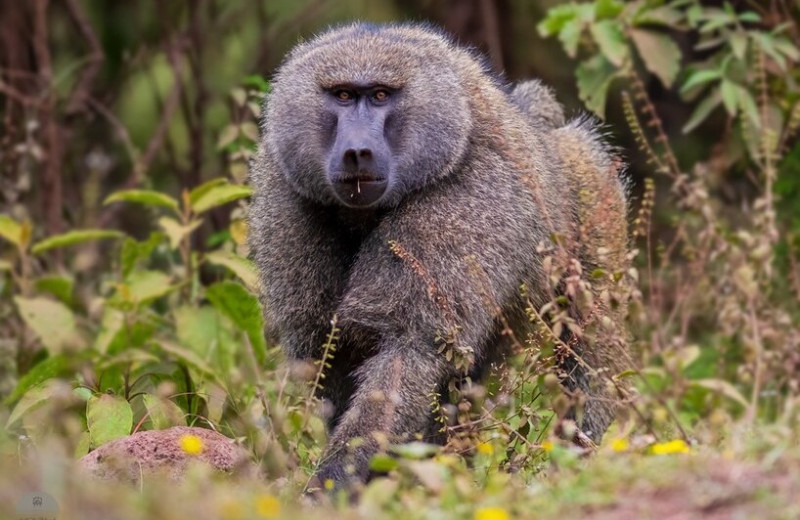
[389, 442, 440, 460]
[142, 394, 186, 429]
[104, 189, 180, 214]
[87, 394, 133, 447]
[690, 379, 749, 408]
[537, 4, 579, 37]
[93, 307, 125, 355]
[6, 380, 61, 427]
[174, 305, 235, 375]
[728, 32, 748, 60]
[720, 80, 738, 116]
[205, 250, 259, 292]
[369, 454, 399, 472]
[240, 122, 259, 142]
[558, 18, 583, 58]
[594, 0, 623, 19]
[31, 229, 124, 255]
[188, 178, 228, 207]
[682, 88, 722, 133]
[158, 216, 202, 250]
[216, 124, 239, 149]
[576, 54, 618, 118]
[123, 270, 175, 305]
[205, 281, 267, 366]
[34, 276, 74, 306]
[680, 69, 721, 93]
[5, 354, 69, 405]
[14, 297, 78, 354]
[633, 6, 684, 27]
[155, 340, 225, 386]
[630, 29, 681, 88]
[736, 86, 761, 130]
[590, 20, 629, 67]
[120, 232, 163, 277]
[190, 184, 252, 214]
[0, 215, 22, 247]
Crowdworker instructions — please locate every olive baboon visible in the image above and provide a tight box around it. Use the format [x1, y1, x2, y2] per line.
[249, 23, 631, 487]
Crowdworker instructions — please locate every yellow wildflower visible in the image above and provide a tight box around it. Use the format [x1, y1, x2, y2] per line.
[324, 478, 336, 491]
[541, 440, 554, 452]
[475, 506, 510, 520]
[651, 439, 690, 455]
[610, 438, 629, 452]
[477, 442, 494, 455]
[179, 434, 204, 456]
[255, 494, 281, 519]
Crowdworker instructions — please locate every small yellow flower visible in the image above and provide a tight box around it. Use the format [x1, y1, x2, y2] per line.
[475, 506, 510, 520]
[610, 438, 629, 452]
[477, 442, 494, 455]
[255, 494, 281, 519]
[650, 439, 690, 455]
[324, 478, 335, 491]
[541, 440, 554, 452]
[179, 434, 204, 456]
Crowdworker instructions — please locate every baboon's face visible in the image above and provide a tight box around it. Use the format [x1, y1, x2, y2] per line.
[322, 83, 399, 207]
[266, 25, 472, 208]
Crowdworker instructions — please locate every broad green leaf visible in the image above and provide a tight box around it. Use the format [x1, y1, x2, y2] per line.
[6, 380, 62, 427]
[773, 36, 800, 61]
[558, 18, 583, 58]
[190, 184, 252, 214]
[206, 281, 267, 366]
[682, 88, 722, 134]
[537, 4, 579, 36]
[680, 69, 721, 93]
[630, 29, 681, 88]
[240, 122, 259, 142]
[205, 250, 259, 292]
[104, 189, 180, 214]
[690, 379, 749, 408]
[14, 297, 78, 354]
[729, 32, 748, 60]
[633, 6, 684, 27]
[590, 20, 629, 67]
[155, 340, 225, 386]
[174, 305, 224, 358]
[369, 454, 399, 472]
[594, 0, 624, 19]
[720, 80, 738, 116]
[736, 86, 761, 129]
[93, 307, 125, 355]
[158, 216, 201, 250]
[0, 215, 22, 247]
[31, 229, 124, 255]
[34, 276, 74, 306]
[188, 178, 228, 207]
[142, 394, 185, 429]
[120, 232, 163, 276]
[389, 442, 439, 459]
[576, 54, 618, 118]
[217, 124, 239, 149]
[123, 270, 175, 305]
[5, 354, 68, 404]
[87, 394, 133, 447]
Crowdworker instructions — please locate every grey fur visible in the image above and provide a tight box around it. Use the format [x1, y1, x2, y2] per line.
[249, 23, 631, 487]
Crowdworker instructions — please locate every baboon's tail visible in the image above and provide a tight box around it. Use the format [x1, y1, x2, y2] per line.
[509, 79, 566, 129]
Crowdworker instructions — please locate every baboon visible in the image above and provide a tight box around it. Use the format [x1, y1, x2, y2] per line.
[249, 23, 631, 488]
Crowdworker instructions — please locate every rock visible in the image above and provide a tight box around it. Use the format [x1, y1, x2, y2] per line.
[78, 426, 256, 483]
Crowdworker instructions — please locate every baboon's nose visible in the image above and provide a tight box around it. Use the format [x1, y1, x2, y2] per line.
[343, 148, 375, 173]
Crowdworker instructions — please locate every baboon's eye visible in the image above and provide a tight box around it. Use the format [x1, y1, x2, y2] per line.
[334, 89, 354, 102]
[373, 89, 390, 102]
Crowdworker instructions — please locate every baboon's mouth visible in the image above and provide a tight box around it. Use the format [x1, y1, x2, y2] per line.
[333, 175, 388, 207]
